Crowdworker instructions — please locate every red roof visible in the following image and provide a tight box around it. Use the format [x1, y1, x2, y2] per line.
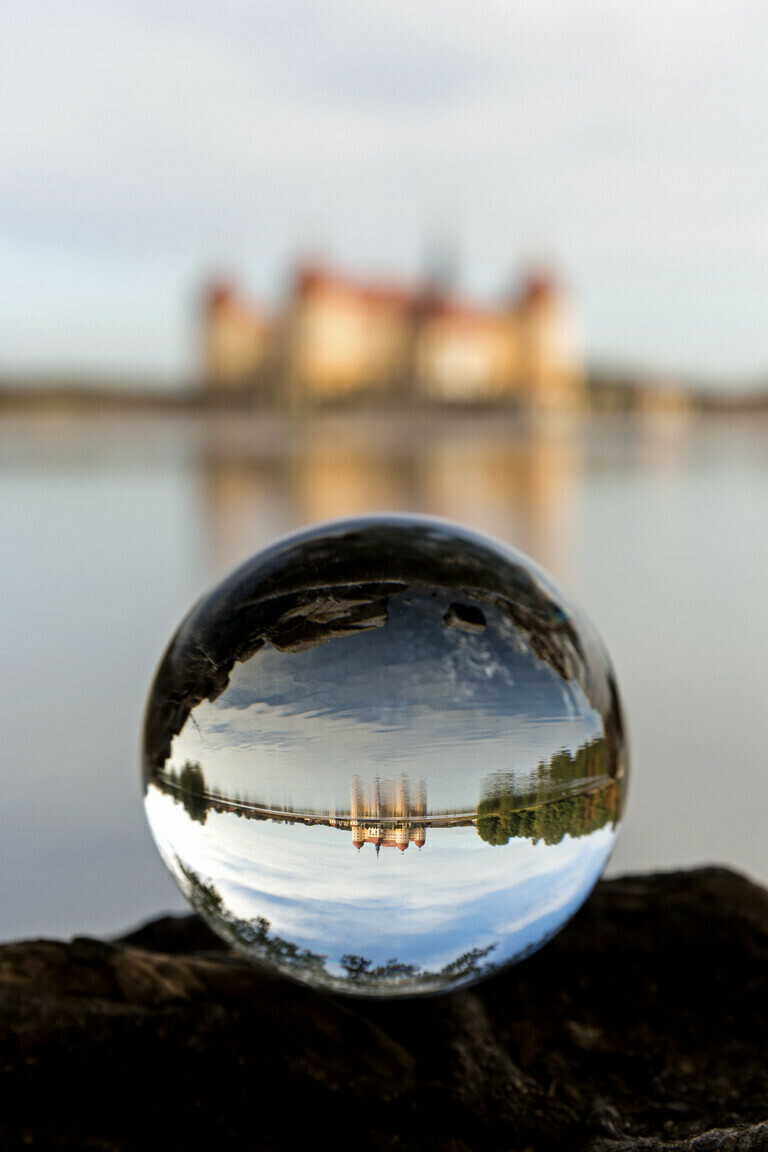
[204, 280, 238, 312]
[294, 263, 510, 327]
[419, 296, 501, 327]
[518, 272, 560, 309]
[295, 264, 415, 311]
[203, 278, 268, 323]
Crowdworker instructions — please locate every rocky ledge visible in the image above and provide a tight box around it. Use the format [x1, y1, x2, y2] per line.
[2, 868, 768, 1151]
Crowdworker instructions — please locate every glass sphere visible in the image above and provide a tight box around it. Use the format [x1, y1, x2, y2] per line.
[143, 515, 627, 996]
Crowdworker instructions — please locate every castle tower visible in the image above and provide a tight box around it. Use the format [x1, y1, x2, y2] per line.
[517, 273, 582, 410]
[394, 824, 411, 851]
[351, 824, 365, 851]
[201, 280, 274, 389]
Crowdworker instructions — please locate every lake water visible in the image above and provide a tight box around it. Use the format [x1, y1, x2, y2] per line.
[2, 407, 768, 942]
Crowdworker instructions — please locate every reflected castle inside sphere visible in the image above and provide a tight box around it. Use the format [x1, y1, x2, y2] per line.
[143, 516, 628, 996]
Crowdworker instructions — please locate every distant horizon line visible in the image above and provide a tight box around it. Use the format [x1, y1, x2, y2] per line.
[1, 368, 768, 410]
[2, 357, 768, 392]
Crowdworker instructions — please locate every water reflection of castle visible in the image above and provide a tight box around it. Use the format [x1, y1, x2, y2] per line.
[340, 776, 427, 854]
[201, 432, 580, 584]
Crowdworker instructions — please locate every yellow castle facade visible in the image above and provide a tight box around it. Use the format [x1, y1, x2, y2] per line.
[332, 775, 428, 853]
[201, 262, 582, 408]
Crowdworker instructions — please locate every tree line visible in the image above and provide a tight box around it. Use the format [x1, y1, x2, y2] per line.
[476, 736, 623, 847]
[152, 731, 623, 849]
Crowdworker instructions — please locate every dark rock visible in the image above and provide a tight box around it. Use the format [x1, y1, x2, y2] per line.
[117, 911, 228, 955]
[2, 867, 768, 1151]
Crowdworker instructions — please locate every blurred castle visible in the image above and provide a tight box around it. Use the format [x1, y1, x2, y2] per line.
[201, 262, 582, 408]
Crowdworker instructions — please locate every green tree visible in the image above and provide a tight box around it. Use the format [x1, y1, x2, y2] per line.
[476, 735, 621, 847]
[178, 760, 209, 825]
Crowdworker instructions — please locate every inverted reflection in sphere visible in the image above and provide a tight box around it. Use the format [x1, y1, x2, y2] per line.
[143, 516, 628, 996]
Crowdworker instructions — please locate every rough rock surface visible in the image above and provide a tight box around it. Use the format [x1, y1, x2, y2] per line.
[3, 868, 768, 1151]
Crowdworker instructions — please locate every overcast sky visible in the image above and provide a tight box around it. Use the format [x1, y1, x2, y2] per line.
[2, 0, 768, 384]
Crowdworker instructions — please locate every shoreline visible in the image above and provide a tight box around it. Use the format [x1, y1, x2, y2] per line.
[3, 376, 768, 420]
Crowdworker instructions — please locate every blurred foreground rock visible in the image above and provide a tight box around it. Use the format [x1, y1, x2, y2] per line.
[3, 868, 768, 1151]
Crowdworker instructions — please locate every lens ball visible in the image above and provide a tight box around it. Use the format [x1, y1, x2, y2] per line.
[143, 515, 627, 996]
